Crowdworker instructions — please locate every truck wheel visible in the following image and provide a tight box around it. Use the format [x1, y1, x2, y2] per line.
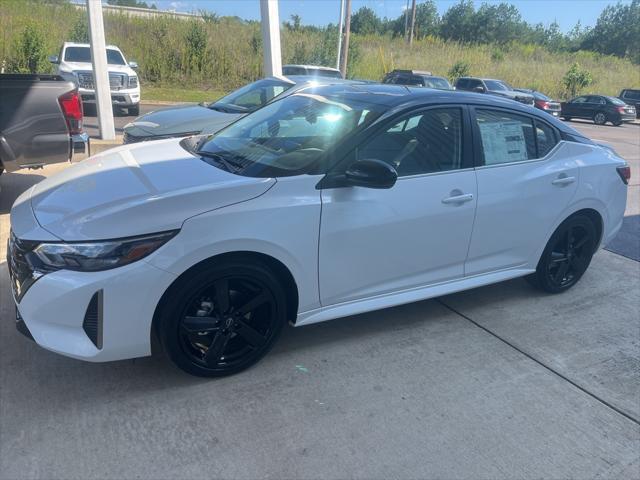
[128, 104, 140, 117]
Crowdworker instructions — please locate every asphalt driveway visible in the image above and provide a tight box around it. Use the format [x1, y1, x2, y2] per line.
[1, 116, 638, 480]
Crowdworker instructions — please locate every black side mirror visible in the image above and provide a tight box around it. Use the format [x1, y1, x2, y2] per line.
[344, 159, 397, 189]
[473, 86, 485, 93]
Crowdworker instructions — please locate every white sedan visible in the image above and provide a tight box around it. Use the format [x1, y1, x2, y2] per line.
[8, 84, 628, 377]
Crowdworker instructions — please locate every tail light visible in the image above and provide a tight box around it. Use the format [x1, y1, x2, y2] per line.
[536, 100, 549, 109]
[616, 106, 625, 113]
[616, 165, 631, 185]
[58, 90, 83, 135]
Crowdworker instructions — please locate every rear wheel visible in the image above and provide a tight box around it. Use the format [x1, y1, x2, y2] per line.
[528, 214, 597, 293]
[158, 259, 287, 377]
[593, 112, 607, 125]
[563, 116, 571, 121]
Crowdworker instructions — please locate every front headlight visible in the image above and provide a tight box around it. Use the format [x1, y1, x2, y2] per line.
[128, 75, 138, 88]
[28, 230, 177, 273]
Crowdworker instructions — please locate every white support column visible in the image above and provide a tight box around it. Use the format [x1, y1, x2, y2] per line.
[86, 0, 115, 140]
[259, 0, 282, 78]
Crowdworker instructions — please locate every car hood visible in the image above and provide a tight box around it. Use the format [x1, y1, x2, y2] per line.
[124, 105, 244, 138]
[489, 90, 534, 102]
[22, 138, 275, 241]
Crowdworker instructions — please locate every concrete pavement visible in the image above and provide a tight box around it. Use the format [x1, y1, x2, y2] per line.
[1, 111, 638, 480]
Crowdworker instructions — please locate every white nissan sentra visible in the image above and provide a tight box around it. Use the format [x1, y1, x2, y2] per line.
[8, 84, 629, 377]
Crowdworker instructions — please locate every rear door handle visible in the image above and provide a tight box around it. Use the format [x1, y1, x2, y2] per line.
[442, 193, 474, 204]
[552, 175, 576, 186]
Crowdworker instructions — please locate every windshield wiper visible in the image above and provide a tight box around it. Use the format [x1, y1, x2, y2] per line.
[196, 151, 245, 173]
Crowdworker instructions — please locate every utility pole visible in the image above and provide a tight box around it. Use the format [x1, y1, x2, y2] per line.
[404, 0, 409, 42]
[86, 0, 115, 140]
[336, 0, 345, 70]
[339, 0, 351, 78]
[259, 0, 282, 77]
[409, 0, 417, 46]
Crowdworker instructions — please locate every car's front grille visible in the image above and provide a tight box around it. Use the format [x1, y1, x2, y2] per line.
[7, 231, 40, 303]
[77, 72, 126, 90]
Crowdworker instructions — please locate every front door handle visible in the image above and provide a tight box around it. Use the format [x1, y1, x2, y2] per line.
[442, 193, 474, 204]
[552, 175, 576, 186]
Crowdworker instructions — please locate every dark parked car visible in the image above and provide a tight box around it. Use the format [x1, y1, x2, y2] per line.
[455, 77, 535, 106]
[618, 89, 640, 118]
[282, 64, 343, 79]
[561, 95, 636, 126]
[515, 88, 561, 117]
[0, 74, 88, 176]
[382, 69, 453, 90]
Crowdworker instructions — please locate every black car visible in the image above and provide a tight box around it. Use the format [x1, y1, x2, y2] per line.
[618, 89, 640, 118]
[514, 88, 561, 117]
[382, 69, 453, 90]
[455, 77, 535, 106]
[561, 95, 636, 126]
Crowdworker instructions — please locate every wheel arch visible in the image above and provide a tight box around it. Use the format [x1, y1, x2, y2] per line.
[151, 250, 300, 346]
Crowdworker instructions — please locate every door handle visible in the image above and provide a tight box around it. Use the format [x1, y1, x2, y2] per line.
[552, 175, 576, 186]
[442, 193, 474, 204]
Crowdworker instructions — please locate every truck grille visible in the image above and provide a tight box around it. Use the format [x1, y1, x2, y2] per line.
[7, 231, 40, 303]
[77, 72, 127, 91]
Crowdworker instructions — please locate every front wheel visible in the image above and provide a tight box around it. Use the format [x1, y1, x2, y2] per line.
[528, 214, 597, 294]
[593, 112, 607, 125]
[158, 259, 288, 377]
[562, 116, 571, 121]
[128, 104, 140, 117]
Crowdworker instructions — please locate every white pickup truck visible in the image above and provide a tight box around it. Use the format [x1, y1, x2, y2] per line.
[49, 42, 141, 116]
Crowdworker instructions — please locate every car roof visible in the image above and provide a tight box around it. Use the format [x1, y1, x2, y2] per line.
[63, 42, 120, 50]
[292, 83, 574, 131]
[283, 64, 341, 73]
[387, 69, 433, 76]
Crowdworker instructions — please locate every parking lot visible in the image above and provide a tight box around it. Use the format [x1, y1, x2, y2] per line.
[1, 119, 638, 479]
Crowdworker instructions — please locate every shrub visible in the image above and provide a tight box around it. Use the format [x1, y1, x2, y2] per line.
[447, 60, 470, 82]
[562, 62, 593, 98]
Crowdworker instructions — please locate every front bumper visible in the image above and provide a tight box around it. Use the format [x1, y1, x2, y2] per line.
[8, 255, 177, 362]
[79, 87, 140, 107]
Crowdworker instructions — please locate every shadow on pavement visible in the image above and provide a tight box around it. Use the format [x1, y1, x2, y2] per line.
[606, 214, 639, 261]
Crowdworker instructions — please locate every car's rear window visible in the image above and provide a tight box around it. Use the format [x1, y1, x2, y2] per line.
[607, 96, 626, 106]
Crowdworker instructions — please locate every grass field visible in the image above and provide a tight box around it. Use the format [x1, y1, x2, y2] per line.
[1, 0, 637, 102]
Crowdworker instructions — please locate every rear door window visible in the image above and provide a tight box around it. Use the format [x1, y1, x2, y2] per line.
[475, 109, 536, 165]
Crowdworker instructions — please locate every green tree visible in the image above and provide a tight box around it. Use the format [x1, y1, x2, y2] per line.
[351, 6, 382, 35]
[447, 60, 470, 82]
[439, 0, 476, 43]
[69, 16, 89, 43]
[413, 1, 439, 39]
[581, 0, 639, 63]
[562, 63, 593, 98]
[107, 0, 157, 8]
[284, 14, 302, 32]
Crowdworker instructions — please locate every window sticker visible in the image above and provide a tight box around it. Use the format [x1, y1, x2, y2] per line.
[479, 121, 528, 164]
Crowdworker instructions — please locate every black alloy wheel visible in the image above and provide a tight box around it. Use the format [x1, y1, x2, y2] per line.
[593, 112, 607, 125]
[529, 214, 597, 293]
[159, 260, 287, 377]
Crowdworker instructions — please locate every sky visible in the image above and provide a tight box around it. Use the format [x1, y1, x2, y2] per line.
[152, 0, 627, 33]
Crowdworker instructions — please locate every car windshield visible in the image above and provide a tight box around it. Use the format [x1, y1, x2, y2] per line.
[196, 91, 383, 177]
[484, 80, 511, 91]
[424, 77, 452, 90]
[209, 79, 294, 113]
[64, 46, 126, 65]
[607, 96, 626, 105]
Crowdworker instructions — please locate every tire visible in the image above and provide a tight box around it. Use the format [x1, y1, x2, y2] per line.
[563, 117, 571, 121]
[157, 259, 288, 377]
[128, 104, 140, 117]
[613, 119, 623, 127]
[593, 112, 607, 125]
[528, 214, 597, 294]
